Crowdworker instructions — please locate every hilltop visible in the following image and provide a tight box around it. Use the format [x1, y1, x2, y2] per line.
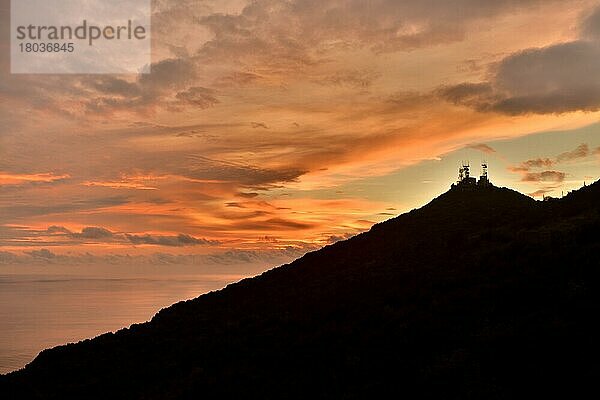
[2, 181, 600, 399]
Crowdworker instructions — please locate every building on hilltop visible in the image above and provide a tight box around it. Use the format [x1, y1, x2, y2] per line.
[451, 162, 492, 190]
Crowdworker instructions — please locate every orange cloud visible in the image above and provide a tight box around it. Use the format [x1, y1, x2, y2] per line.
[0, 172, 70, 185]
[83, 181, 158, 190]
[1, 0, 600, 261]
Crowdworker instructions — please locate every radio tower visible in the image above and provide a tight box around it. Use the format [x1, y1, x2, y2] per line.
[479, 162, 490, 186]
[451, 161, 492, 189]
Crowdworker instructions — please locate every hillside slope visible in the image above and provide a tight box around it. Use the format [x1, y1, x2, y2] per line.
[2, 182, 600, 399]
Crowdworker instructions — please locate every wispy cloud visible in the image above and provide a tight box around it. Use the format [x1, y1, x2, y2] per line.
[0, 247, 317, 266]
[0, 172, 70, 185]
[521, 170, 566, 183]
[556, 144, 590, 162]
[509, 158, 555, 173]
[125, 233, 218, 247]
[509, 144, 592, 178]
[1, 225, 220, 248]
[467, 143, 496, 154]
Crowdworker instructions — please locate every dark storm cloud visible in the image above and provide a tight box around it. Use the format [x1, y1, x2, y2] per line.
[581, 4, 600, 39]
[440, 45, 600, 115]
[439, 6, 600, 115]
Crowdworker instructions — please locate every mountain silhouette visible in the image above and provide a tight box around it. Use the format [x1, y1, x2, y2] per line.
[2, 182, 600, 399]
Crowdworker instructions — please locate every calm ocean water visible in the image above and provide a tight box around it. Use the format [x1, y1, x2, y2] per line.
[0, 265, 259, 374]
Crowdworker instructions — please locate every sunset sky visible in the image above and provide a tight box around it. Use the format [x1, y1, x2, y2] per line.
[2, 0, 600, 265]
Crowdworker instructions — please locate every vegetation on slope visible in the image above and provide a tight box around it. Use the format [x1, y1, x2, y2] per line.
[2, 182, 600, 399]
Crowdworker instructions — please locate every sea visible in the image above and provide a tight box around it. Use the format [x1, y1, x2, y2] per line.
[0, 262, 271, 374]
